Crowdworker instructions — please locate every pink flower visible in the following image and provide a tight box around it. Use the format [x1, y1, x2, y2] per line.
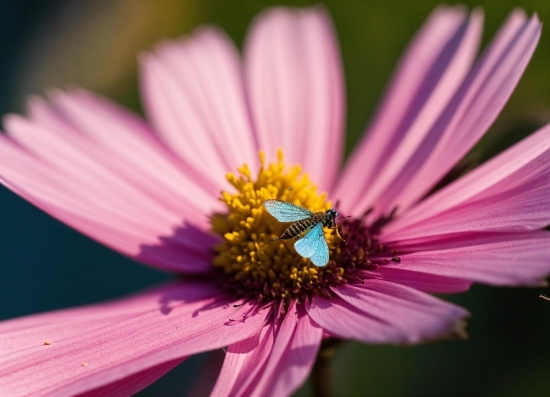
[1, 5, 549, 396]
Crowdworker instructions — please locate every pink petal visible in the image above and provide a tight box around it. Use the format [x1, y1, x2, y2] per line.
[334, 6, 482, 215]
[370, 10, 541, 218]
[140, 27, 258, 189]
[77, 357, 186, 397]
[359, 268, 472, 293]
[0, 91, 222, 274]
[212, 302, 322, 397]
[383, 123, 550, 240]
[385, 231, 550, 286]
[45, 90, 219, 197]
[188, 350, 225, 397]
[211, 314, 275, 397]
[244, 6, 345, 191]
[307, 281, 468, 344]
[252, 303, 322, 397]
[0, 281, 270, 396]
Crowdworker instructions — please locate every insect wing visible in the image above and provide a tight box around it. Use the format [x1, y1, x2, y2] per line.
[310, 238, 330, 267]
[294, 223, 329, 267]
[263, 199, 312, 222]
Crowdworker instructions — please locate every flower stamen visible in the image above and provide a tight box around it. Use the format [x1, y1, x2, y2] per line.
[212, 151, 400, 303]
[212, 151, 344, 302]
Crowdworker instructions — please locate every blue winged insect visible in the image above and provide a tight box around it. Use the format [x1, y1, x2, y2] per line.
[263, 199, 344, 267]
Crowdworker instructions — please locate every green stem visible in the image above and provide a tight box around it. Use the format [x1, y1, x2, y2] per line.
[312, 338, 344, 397]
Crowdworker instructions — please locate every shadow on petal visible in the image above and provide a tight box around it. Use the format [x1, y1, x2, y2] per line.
[137, 220, 221, 275]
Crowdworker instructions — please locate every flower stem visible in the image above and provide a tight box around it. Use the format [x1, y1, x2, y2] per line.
[312, 338, 344, 397]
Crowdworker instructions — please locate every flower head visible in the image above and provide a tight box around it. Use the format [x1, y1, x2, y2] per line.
[1, 5, 549, 396]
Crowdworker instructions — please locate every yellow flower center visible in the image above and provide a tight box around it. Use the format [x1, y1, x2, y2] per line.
[212, 150, 345, 302]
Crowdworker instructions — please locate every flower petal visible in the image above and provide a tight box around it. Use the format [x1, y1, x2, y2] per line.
[244, 6, 345, 191]
[211, 314, 275, 397]
[338, 9, 541, 220]
[359, 268, 472, 293]
[187, 350, 225, 397]
[0, 281, 269, 396]
[307, 280, 468, 344]
[383, 123, 550, 240]
[372, 10, 541, 217]
[385, 231, 550, 286]
[334, 5, 482, 214]
[0, 92, 221, 273]
[140, 27, 258, 188]
[252, 303, 322, 397]
[212, 301, 322, 397]
[77, 357, 186, 397]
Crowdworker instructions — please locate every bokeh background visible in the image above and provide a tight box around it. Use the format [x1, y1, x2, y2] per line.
[1, 0, 549, 396]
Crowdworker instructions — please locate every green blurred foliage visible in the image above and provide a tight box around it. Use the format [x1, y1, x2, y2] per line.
[10, 0, 550, 155]
[1, 0, 550, 396]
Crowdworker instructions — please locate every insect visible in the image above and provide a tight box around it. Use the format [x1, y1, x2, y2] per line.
[263, 199, 344, 267]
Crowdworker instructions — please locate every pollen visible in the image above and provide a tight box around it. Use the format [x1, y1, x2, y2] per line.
[212, 150, 345, 302]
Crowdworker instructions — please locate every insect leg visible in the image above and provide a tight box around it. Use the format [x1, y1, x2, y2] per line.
[329, 219, 346, 243]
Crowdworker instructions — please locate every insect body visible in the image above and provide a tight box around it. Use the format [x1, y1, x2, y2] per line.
[263, 199, 341, 267]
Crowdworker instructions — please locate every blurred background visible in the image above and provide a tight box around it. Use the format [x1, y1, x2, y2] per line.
[0, 0, 549, 396]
